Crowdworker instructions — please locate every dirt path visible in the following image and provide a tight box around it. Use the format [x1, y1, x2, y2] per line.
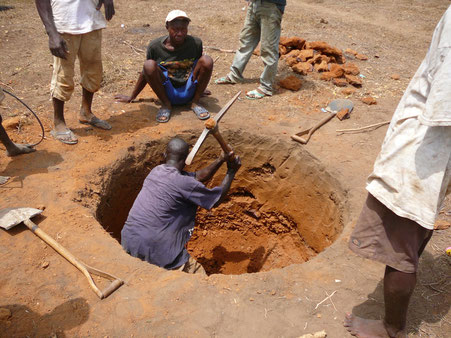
[0, 1, 450, 337]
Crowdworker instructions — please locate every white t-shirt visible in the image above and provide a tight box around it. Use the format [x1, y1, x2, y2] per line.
[51, 0, 107, 34]
[366, 6, 451, 230]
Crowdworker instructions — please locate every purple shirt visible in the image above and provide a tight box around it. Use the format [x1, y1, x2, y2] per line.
[121, 164, 222, 269]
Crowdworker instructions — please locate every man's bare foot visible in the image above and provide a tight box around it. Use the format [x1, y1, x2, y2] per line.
[6, 143, 35, 157]
[344, 314, 390, 338]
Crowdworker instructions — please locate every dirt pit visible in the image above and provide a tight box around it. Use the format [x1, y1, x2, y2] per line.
[81, 131, 346, 275]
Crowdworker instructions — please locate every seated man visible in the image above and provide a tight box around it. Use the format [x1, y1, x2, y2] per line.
[121, 137, 241, 273]
[115, 10, 213, 123]
[0, 89, 35, 185]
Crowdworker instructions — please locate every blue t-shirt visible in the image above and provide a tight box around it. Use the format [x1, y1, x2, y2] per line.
[121, 164, 222, 269]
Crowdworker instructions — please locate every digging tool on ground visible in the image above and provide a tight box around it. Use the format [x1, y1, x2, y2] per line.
[185, 91, 241, 165]
[291, 99, 354, 144]
[0, 207, 124, 299]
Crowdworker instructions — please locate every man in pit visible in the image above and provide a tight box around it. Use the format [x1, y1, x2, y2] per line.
[121, 137, 241, 273]
[115, 10, 213, 123]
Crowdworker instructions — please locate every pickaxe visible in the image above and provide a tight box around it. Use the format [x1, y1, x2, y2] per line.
[185, 91, 241, 165]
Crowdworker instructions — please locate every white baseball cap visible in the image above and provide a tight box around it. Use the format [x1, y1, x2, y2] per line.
[165, 10, 190, 24]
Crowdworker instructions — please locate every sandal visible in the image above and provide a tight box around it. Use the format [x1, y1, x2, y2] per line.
[192, 105, 210, 120]
[50, 129, 78, 145]
[156, 107, 172, 123]
[245, 89, 268, 100]
[79, 116, 112, 130]
[215, 76, 236, 85]
[0, 176, 10, 186]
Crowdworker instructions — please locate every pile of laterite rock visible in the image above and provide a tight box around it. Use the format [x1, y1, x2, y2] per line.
[277, 36, 367, 91]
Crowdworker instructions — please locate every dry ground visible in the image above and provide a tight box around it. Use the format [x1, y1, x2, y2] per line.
[0, 0, 450, 337]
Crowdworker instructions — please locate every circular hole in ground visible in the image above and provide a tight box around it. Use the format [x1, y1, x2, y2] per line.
[81, 131, 346, 275]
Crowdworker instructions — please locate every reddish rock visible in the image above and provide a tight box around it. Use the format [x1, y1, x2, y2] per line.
[2, 116, 21, 130]
[285, 49, 301, 58]
[329, 64, 345, 78]
[306, 41, 344, 63]
[279, 76, 303, 91]
[390, 73, 400, 80]
[434, 219, 451, 230]
[332, 78, 348, 87]
[341, 88, 356, 96]
[285, 56, 299, 67]
[298, 49, 315, 61]
[320, 72, 334, 81]
[361, 96, 377, 105]
[292, 62, 313, 75]
[253, 47, 260, 56]
[314, 60, 329, 72]
[343, 63, 360, 75]
[355, 53, 368, 60]
[344, 48, 358, 56]
[279, 36, 306, 49]
[345, 74, 362, 86]
[279, 44, 288, 56]
[336, 108, 350, 120]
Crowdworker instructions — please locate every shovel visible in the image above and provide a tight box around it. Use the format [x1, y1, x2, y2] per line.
[291, 99, 354, 144]
[0, 207, 123, 299]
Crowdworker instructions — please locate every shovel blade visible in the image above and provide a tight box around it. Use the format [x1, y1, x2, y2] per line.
[326, 99, 354, 114]
[0, 207, 43, 230]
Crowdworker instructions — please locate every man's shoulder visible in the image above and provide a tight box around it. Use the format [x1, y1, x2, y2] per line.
[148, 36, 166, 49]
[186, 35, 202, 46]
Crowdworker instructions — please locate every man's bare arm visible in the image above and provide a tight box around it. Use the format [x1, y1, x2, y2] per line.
[213, 156, 241, 208]
[195, 154, 227, 183]
[35, 0, 68, 59]
[115, 72, 147, 103]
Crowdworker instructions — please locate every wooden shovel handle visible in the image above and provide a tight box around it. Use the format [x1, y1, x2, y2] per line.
[292, 112, 335, 144]
[211, 129, 235, 160]
[23, 219, 123, 299]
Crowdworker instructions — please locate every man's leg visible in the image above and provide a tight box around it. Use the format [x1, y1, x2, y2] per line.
[226, 1, 261, 83]
[78, 30, 111, 130]
[191, 55, 213, 119]
[345, 194, 433, 337]
[254, 2, 282, 97]
[0, 115, 35, 156]
[50, 33, 78, 144]
[142, 60, 172, 122]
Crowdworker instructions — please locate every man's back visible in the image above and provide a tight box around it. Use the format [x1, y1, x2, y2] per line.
[121, 164, 222, 269]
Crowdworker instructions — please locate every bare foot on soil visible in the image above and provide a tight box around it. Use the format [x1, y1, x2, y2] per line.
[344, 314, 390, 338]
[6, 143, 35, 157]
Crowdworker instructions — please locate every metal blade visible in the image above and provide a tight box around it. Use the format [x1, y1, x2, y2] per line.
[185, 91, 241, 165]
[0, 207, 43, 230]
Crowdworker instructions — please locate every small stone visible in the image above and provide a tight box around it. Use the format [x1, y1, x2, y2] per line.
[319, 18, 328, 24]
[271, 290, 276, 295]
[41, 261, 50, 269]
[202, 230, 208, 236]
[355, 54, 368, 60]
[341, 88, 356, 96]
[319, 72, 334, 81]
[345, 74, 362, 87]
[361, 96, 377, 105]
[332, 78, 348, 87]
[249, 298, 254, 301]
[279, 76, 303, 91]
[292, 62, 313, 75]
[314, 60, 329, 72]
[434, 219, 450, 230]
[317, 313, 322, 318]
[390, 73, 400, 80]
[336, 108, 350, 120]
[343, 63, 360, 76]
[344, 48, 358, 56]
[0, 308, 11, 321]
[2, 116, 21, 130]
[329, 64, 345, 78]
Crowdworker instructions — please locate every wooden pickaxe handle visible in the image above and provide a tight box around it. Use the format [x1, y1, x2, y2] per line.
[210, 128, 235, 159]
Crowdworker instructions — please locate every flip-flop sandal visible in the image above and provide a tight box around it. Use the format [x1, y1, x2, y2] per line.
[0, 176, 10, 186]
[50, 129, 78, 145]
[215, 76, 236, 85]
[156, 107, 172, 123]
[79, 116, 112, 130]
[245, 89, 267, 100]
[192, 105, 210, 120]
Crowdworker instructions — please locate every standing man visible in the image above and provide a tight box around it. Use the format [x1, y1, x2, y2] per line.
[121, 137, 241, 274]
[215, 0, 285, 99]
[35, 0, 115, 145]
[115, 10, 213, 123]
[344, 6, 451, 338]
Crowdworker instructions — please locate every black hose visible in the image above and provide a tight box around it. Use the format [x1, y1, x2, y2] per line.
[1, 88, 45, 147]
